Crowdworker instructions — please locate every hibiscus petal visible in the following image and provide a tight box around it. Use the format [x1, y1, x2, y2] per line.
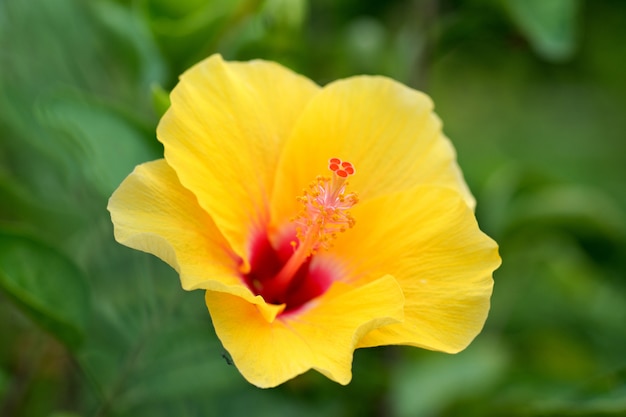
[108, 159, 287, 320]
[158, 54, 320, 268]
[271, 76, 475, 228]
[326, 186, 499, 353]
[108, 159, 241, 288]
[205, 274, 404, 388]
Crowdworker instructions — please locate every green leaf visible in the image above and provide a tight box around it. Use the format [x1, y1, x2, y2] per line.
[506, 185, 626, 241]
[532, 371, 626, 415]
[91, 0, 168, 93]
[391, 338, 508, 417]
[150, 83, 171, 118]
[262, 0, 308, 29]
[143, 0, 263, 74]
[48, 413, 83, 417]
[116, 322, 240, 413]
[36, 92, 159, 197]
[505, 0, 581, 61]
[0, 367, 8, 397]
[0, 233, 90, 349]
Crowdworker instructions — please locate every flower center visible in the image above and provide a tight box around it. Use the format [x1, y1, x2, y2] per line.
[242, 158, 358, 311]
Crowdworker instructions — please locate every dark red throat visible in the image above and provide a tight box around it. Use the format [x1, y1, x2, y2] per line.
[243, 232, 333, 314]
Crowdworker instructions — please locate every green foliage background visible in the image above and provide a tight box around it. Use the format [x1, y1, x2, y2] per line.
[1, 0, 625, 416]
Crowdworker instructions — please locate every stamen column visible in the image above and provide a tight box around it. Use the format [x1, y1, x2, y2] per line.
[264, 158, 358, 302]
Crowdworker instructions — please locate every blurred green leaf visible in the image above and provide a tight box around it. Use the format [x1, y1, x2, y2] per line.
[142, 0, 263, 75]
[116, 322, 240, 413]
[505, 0, 581, 61]
[150, 84, 171, 117]
[262, 0, 308, 29]
[92, 0, 168, 92]
[391, 338, 508, 417]
[0, 367, 7, 398]
[36, 92, 159, 197]
[0, 0, 165, 119]
[532, 370, 626, 416]
[506, 185, 626, 242]
[147, 0, 210, 19]
[344, 17, 388, 73]
[0, 234, 90, 349]
[48, 413, 83, 417]
[0, 0, 166, 238]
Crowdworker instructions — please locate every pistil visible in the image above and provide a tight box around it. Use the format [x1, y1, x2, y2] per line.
[265, 158, 358, 302]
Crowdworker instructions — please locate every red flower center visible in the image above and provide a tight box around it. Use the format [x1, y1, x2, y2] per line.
[242, 232, 334, 313]
[242, 158, 358, 313]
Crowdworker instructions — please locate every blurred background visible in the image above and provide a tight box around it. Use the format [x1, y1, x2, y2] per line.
[1, 0, 625, 416]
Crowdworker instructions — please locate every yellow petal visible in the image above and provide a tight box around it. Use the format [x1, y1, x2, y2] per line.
[108, 159, 238, 289]
[271, 76, 475, 228]
[205, 275, 404, 388]
[107, 159, 286, 321]
[325, 186, 499, 353]
[158, 54, 320, 268]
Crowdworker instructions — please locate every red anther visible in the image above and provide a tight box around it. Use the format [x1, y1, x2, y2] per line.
[329, 157, 341, 165]
[329, 163, 340, 172]
[344, 166, 355, 175]
[336, 170, 348, 178]
[341, 161, 352, 168]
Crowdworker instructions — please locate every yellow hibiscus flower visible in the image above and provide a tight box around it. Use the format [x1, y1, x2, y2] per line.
[108, 54, 501, 388]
